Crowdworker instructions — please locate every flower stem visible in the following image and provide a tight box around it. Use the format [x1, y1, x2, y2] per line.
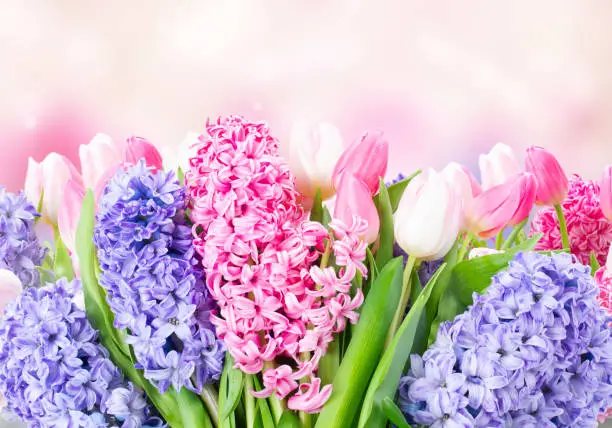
[384, 255, 417, 349]
[199, 384, 220, 427]
[300, 410, 313, 428]
[320, 239, 332, 269]
[456, 233, 473, 262]
[495, 228, 505, 250]
[244, 375, 256, 428]
[501, 219, 528, 250]
[554, 204, 570, 250]
[263, 361, 285, 422]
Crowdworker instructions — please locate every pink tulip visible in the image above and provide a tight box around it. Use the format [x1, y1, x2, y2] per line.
[334, 173, 380, 244]
[467, 172, 537, 238]
[479, 143, 521, 190]
[332, 131, 388, 196]
[94, 163, 122, 203]
[600, 165, 612, 222]
[525, 146, 569, 206]
[441, 162, 482, 229]
[0, 269, 22, 315]
[79, 133, 126, 190]
[25, 153, 83, 224]
[58, 180, 86, 254]
[125, 136, 164, 171]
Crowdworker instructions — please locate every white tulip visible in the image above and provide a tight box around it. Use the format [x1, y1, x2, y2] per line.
[79, 133, 125, 190]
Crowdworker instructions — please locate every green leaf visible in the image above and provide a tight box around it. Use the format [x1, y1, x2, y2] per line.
[591, 251, 601, 275]
[322, 206, 332, 230]
[314, 258, 404, 428]
[251, 376, 276, 428]
[373, 179, 394, 268]
[53, 227, 74, 281]
[310, 189, 324, 223]
[375, 170, 421, 212]
[358, 264, 446, 428]
[36, 266, 56, 284]
[430, 234, 541, 341]
[35, 189, 44, 224]
[381, 397, 411, 428]
[277, 410, 300, 428]
[220, 354, 245, 421]
[177, 167, 185, 186]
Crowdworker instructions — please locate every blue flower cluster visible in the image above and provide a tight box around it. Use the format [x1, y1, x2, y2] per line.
[398, 251, 612, 427]
[94, 162, 224, 394]
[0, 278, 164, 427]
[0, 188, 46, 287]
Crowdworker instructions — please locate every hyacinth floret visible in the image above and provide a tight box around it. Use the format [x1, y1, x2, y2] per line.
[0, 188, 46, 286]
[0, 278, 164, 427]
[398, 251, 612, 427]
[94, 161, 224, 394]
[186, 116, 367, 413]
[531, 175, 612, 266]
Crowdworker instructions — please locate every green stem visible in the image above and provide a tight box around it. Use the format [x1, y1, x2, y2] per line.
[300, 410, 313, 428]
[456, 233, 472, 262]
[495, 228, 504, 250]
[199, 384, 220, 428]
[501, 219, 528, 250]
[244, 375, 256, 428]
[384, 256, 417, 348]
[263, 361, 285, 422]
[554, 204, 570, 250]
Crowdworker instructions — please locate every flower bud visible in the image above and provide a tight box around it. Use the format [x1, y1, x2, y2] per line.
[333, 131, 388, 195]
[58, 180, 86, 254]
[600, 165, 612, 222]
[334, 174, 380, 244]
[479, 143, 521, 190]
[289, 121, 344, 200]
[467, 172, 536, 238]
[525, 146, 569, 205]
[79, 133, 125, 190]
[125, 137, 164, 171]
[0, 269, 22, 314]
[394, 169, 462, 260]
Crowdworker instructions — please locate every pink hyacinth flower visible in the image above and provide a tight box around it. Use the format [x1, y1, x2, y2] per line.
[287, 377, 333, 413]
[332, 131, 388, 196]
[525, 146, 569, 206]
[600, 165, 612, 222]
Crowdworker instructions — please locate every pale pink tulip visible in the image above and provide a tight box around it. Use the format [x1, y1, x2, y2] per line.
[332, 131, 388, 196]
[79, 133, 125, 190]
[600, 165, 612, 222]
[58, 180, 86, 254]
[94, 163, 122, 203]
[0, 269, 22, 315]
[334, 173, 379, 244]
[26, 153, 83, 224]
[394, 169, 462, 260]
[441, 162, 482, 229]
[289, 120, 344, 200]
[467, 172, 536, 238]
[125, 136, 164, 171]
[479, 143, 521, 190]
[525, 146, 569, 206]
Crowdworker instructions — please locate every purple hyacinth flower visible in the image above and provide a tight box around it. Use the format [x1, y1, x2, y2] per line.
[413, 388, 474, 428]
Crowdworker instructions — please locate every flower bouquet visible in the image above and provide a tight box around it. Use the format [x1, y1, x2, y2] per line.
[1, 116, 612, 427]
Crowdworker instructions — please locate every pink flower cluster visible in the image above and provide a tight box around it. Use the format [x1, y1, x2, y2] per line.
[185, 116, 367, 413]
[530, 175, 612, 266]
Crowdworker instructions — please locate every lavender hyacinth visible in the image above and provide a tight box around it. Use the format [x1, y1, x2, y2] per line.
[0, 188, 46, 287]
[94, 161, 224, 394]
[398, 251, 612, 427]
[0, 278, 164, 427]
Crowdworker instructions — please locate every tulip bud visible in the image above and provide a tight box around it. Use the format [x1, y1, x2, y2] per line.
[0, 269, 22, 314]
[441, 162, 482, 229]
[58, 180, 86, 254]
[289, 121, 344, 200]
[394, 169, 462, 260]
[24, 157, 43, 208]
[479, 143, 521, 190]
[125, 136, 164, 171]
[79, 133, 125, 190]
[332, 131, 388, 195]
[30, 153, 82, 224]
[600, 165, 612, 222]
[334, 174, 380, 244]
[467, 172, 536, 238]
[525, 146, 568, 206]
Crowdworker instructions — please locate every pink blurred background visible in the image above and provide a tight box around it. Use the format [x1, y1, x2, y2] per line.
[2, 0, 612, 191]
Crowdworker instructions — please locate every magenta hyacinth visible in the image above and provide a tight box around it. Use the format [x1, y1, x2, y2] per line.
[530, 175, 612, 266]
[186, 116, 367, 413]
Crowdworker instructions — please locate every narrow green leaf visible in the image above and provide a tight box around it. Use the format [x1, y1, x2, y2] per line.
[314, 258, 404, 428]
[310, 189, 324, 223]
[381, 397, 411, 428]
[251, 376, 276, 428]
[53, 227, 74, 281]
[220, 355, 246, 421]
[358, 265, 445, 428]
[277, 410, 300, 428]
[591, 251, 601, 275]
[319, 338, 340, 386]
[373, 178, 394, 267]
[374, 170, 421, 212]
[177, 167, 185, 186]
[322, 206, 332, 230]
[35, 189, 44, 224]
[174, 387, 214, 428]
[219, 352, 233, 428]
